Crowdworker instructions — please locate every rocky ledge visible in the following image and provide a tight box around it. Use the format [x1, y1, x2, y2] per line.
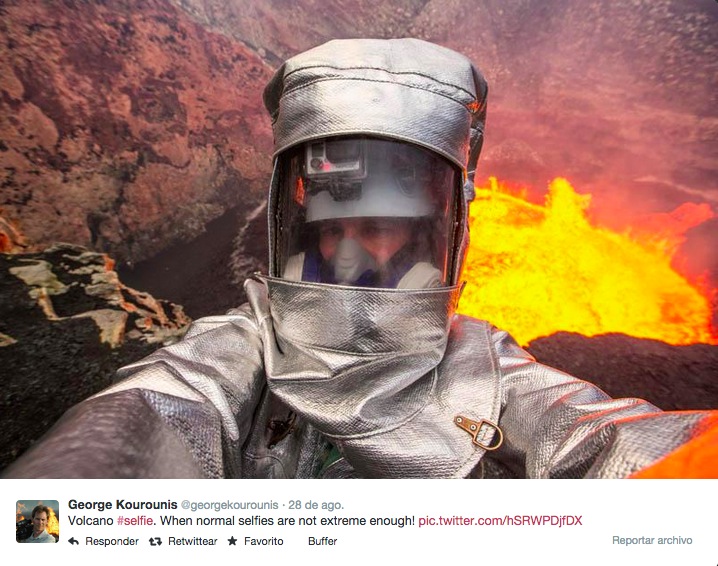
[0, 243, 190, 469]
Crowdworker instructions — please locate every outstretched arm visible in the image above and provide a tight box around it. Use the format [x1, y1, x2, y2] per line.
[3, 307, 265, 478]
[489, 328, 714, 478]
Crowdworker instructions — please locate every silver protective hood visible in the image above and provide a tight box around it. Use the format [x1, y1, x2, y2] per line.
[263, 38, 488, 172]
[264, 38, 488, 284]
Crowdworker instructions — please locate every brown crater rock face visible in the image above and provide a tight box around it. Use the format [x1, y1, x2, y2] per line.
[0, 0, 273, 264]
[170, 0, 428, 64]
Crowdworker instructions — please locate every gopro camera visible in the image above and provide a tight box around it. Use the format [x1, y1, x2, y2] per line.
[305, 139, 367, 180]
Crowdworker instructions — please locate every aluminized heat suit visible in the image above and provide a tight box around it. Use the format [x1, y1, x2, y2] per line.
[4, 39, 713, 479]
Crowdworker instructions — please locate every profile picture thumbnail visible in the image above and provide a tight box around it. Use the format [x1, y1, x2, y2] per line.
[16, 500, 59, 543]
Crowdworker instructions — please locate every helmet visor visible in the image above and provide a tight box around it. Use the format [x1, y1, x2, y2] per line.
[274, 137, 460, 289]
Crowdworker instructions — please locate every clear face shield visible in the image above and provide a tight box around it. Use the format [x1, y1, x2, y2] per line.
[274, 137, 461, 289]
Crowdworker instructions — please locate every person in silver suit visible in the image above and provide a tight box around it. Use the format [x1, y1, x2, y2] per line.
[5, 38, 714, 478]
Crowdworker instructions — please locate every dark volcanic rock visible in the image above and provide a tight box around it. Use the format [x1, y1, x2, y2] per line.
[0, 244, 190, 470]
[119, 201, 268, 318]
[527, 332, 718, 411]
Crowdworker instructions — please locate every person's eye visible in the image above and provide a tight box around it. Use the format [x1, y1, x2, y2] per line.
[321, 224, 343, 238]
[361, 223, 392, 239]
[360, 224, 378, 238]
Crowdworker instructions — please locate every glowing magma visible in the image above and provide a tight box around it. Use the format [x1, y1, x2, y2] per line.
[457, 177, 716, 346]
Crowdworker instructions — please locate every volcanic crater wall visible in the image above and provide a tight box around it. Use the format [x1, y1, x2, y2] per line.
[1, 0, 273, 265]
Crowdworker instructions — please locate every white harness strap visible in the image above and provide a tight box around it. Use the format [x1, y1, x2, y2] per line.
[397, 262, 442, 289]
[282, 252, 306, 282]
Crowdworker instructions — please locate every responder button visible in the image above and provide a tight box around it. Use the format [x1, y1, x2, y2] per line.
[308, 536, 338, 546]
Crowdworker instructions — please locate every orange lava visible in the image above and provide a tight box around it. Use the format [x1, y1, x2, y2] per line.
[458, 177, 716, 346]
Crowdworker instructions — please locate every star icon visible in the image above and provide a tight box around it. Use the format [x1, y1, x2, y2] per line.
[228, 536, 237, 546]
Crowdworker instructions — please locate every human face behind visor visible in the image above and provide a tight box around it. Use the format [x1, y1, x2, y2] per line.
[276, 137, 460, 289]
